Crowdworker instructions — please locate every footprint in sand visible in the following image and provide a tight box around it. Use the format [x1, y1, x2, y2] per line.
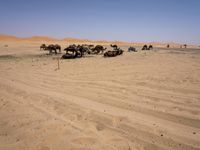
[95, 123, 105, 131]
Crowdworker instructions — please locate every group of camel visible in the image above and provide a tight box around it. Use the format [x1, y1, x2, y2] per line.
[63, 44, 107, 58]
[141, 45, 153, 50]
[40, 43, 154, 59]
[62, 44, 124, 59]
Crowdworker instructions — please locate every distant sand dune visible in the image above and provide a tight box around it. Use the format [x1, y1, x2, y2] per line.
[0, 34, 199, 48]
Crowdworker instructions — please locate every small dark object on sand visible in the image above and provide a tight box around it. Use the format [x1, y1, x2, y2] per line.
[128, 47, 137, 52]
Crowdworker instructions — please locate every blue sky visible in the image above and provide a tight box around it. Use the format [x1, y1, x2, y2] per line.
[0, 0, 200, 44]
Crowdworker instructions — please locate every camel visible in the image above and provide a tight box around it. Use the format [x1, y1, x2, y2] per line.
[63, 45, 84, 58]
[54, 44, 61, 53]
[142, 45, 153, 50]
[77, 45, 92, 55]
[104, 51, 118, 57]
[142, 45, 148, 50]
[117, 49, 123, 55]
[64, 45, 78, 54]
[40, 44, 61, 54]
[148, 45, 153, 50]
[104, 49, 123, 57]
[167, 44, 170, 48]
[46, 44, 58, 54]
[183, 44, 187, 48]
[128, 47, 137, 52]
[91, 45, 107, 54]
[40, 44, 47, 50]
[104, 45, 123, 57]
[61, 50, 78, 59]
[110, 44, 118, 50]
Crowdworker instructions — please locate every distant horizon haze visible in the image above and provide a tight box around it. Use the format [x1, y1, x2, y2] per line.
[0, 33, 198, 46]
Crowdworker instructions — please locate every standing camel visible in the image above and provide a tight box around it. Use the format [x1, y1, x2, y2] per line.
[54, 44, 61, 53]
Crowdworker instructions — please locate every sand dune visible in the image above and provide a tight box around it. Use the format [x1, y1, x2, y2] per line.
[0, 35, 22, 41]
[0, 41, 200, 150]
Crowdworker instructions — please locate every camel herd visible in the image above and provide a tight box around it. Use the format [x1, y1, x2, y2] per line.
[40, 44, 154, 59]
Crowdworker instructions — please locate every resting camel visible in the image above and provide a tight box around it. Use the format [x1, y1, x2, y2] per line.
[148, 45, 153, 50]
[104, 51, 118, 57]
[128, 47, 137, 52]
[142, 45, 153, 50]
[64, 45, 78, 54]
[104, 45, 123, 57]
[63, 45, 84, 59]
[61, 50, 78, 59]
[91, 45, 107, 54]
[110, 44, 118, 50]
[142, 45, 148, 50]
[104, 49, 123, 57]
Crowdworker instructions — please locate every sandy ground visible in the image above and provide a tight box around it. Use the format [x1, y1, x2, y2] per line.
[0, 42, 200, 150]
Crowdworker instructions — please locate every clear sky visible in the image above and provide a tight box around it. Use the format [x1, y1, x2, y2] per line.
[0, 0, 199, 44]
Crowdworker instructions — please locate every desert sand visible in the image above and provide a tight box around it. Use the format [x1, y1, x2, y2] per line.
[0, 38, 200, 150]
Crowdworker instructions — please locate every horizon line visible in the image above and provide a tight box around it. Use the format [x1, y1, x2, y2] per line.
[0, 33, 197, 46]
